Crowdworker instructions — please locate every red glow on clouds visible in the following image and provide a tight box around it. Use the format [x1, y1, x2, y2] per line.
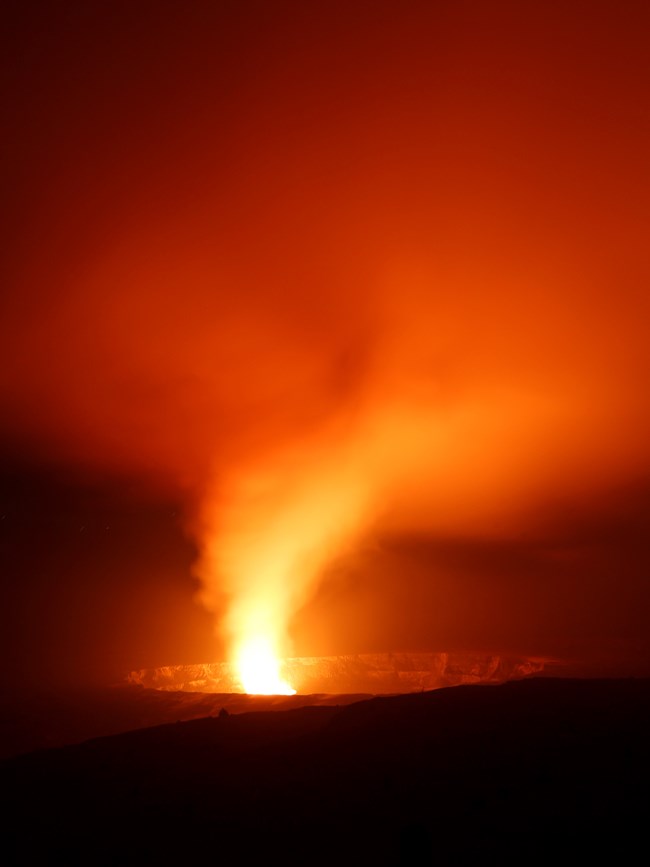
[1, 2, 649, 681]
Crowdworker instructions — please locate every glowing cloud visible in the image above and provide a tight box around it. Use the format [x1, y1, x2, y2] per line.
[1, 2, 650, 680]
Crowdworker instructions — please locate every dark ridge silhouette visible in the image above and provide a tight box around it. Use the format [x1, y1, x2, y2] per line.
[2, 678, 649, 865]
[0, 651, 565, 762]
[0, 686, 371, 761]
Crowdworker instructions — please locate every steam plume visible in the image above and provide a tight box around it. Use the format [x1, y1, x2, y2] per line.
[1, 2, 650, 671]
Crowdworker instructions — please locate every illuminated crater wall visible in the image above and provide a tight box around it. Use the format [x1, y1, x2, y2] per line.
[128, 651, 553, 694]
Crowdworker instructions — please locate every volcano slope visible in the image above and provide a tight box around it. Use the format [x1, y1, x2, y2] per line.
[2, 678, 649, 866]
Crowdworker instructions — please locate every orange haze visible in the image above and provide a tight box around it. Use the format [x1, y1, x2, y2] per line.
[1, 2, 649, 676]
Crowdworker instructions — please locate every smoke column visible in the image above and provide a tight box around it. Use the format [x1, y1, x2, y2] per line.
[1, 3, 650, 679]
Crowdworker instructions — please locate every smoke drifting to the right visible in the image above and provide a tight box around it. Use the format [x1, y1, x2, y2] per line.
[192, 234, 650, 682]
[2, 2, 650, 682]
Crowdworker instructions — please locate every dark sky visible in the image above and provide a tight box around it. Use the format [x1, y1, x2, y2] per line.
[1, 1, 649, 688]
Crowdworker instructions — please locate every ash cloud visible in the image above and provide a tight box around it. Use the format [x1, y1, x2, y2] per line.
[1, 2, 649, 668]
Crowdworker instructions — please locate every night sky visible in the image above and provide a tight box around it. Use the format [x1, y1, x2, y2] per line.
[1, 1, 649, 690]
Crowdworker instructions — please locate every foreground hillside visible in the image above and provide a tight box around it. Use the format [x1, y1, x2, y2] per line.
[2, 678, 649, 865]
[0, 650, 557, 760]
